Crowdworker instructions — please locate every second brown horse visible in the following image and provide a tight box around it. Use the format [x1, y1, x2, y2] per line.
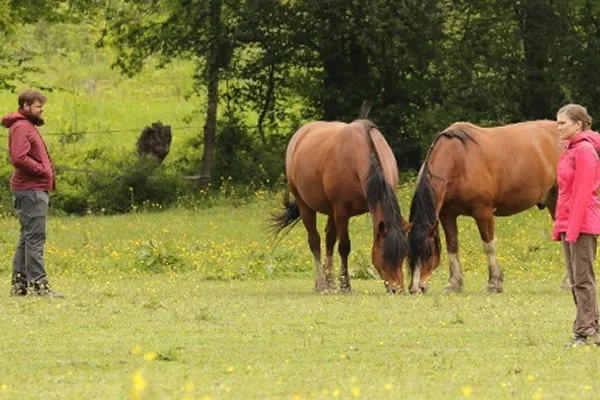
[272, 120, 409, 293]
[408, 120, 562, 294]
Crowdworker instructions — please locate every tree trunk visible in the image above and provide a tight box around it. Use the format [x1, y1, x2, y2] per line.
[198, 0, 223, 188]
[257, 62, 275, 145]
[516, 0, 557, 119]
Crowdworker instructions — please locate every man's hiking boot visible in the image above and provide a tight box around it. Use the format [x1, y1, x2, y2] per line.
[566, 333, 600, 347]
[9, 275, 28, 297]
[30, 283, 64, 298]
[9, 283, 28, 297]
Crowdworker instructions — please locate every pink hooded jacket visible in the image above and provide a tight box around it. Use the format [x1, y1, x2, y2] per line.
[552, 130, 600, 242]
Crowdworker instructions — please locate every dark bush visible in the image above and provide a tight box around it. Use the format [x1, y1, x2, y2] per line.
[214, 118, 287, 187]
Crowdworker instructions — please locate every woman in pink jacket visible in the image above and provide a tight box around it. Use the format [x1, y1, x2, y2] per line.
[554, 104, 600, 346]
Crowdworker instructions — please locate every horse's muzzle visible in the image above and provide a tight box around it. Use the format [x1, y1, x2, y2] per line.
[385, 283, 404, 295]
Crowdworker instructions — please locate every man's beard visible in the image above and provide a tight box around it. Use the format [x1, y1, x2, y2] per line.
[22, 110, 44, 126]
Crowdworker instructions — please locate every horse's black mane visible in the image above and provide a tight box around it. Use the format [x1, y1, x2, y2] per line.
[407, 125, 478, 273]
[360, 119, 409, 269]
[436, 125, 478, 147]
[408, 168, 440, 273]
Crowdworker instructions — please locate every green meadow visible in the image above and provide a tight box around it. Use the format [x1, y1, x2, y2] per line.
[2, 190, 600, 400]
[2, 22, 600, 400]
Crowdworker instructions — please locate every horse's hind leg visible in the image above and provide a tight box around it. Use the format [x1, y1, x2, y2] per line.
[473, 208, 503, 293]
[323, 216, 337, 291]
[334, 209, 352, 293]
[440, 213, 464, 293]
[297, 201, 328, 293]
[558, 244, 571, 291]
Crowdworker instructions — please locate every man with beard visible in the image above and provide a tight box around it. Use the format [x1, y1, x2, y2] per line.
[2, 89, 63, 298]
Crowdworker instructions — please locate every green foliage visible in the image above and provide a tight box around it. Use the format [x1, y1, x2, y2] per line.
[0, 0, 105, 90]
[135, 239, 183, 273]
[0, 161, 12, 213]
[213, 116, 287, 186]
[4, 0, 600, 214]
[82, 155, 187, 214]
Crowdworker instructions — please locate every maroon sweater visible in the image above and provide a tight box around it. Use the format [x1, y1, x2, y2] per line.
[2, 111, 55, 191]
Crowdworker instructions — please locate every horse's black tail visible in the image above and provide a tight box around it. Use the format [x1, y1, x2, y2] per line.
[270, 190, 301, 237]
[361, 120, 408, 267]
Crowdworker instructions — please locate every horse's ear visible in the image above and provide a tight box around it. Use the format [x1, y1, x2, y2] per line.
[403, 221, 413, 233]
[428, 221, 439, 237]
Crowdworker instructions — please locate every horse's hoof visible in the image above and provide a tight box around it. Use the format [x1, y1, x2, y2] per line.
[339, 285, 352, 294]
[486, 285, 503, 294]
[443, 285, 462, 294]
[315, 283, 333, 294]
[387, 288, 405, 295]
[315, 287, 334, 294]
[315, 277, 332, 293]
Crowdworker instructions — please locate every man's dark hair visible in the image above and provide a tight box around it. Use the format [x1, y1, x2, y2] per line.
[18, 89, 47, 108]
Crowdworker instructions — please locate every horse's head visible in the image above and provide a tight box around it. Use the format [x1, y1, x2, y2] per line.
[371, 219, 410, 294]
[408, 221, 441, 294]
[407, 166, 442, 294]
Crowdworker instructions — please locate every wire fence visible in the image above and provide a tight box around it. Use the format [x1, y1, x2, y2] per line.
[0, 125, 204, 138]
[0, 124, 204, 175]
[0, 121, 297, 145]
[0, 124, 202, 153]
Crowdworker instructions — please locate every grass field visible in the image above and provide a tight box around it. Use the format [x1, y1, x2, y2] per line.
[1, 191, 600, 399]
[1, 23, 598, 399]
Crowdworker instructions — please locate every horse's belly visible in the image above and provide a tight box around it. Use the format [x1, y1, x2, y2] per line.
[493, 196, 542, 216]
[296, 191, 332, 215]
[493, 205, 534, 216]
[493, 187, 553, 216]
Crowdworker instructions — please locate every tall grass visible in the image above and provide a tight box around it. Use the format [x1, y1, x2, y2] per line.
[1, 187, 597, 399]
[1, 20, 595, 400]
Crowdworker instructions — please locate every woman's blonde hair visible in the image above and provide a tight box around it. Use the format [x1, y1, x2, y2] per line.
[557, 103, 592, 130]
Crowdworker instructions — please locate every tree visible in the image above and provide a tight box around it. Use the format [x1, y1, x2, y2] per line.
[514, 0, 568, 119]
[0, 0, 64, 89]
[103, 0, 235, 186]
[291, 0, 375, 121]
[289, 0, 444, 168]
[560, 0, 600, 118]
[227, 0, 300, 143]
[358, 0, 445, 167]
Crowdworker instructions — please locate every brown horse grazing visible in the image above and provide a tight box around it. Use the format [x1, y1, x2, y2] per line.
[272, 119, 409, 293]
[407, 120, 562, 294]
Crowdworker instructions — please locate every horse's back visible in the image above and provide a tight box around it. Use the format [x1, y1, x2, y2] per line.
[451, 119, 557, 146]
[285, 121, 344, 173]
[434, 120, 561, 215]
[366, 123, 399, 187]
[286, 120, 397, 215]
[474, 120, 560, 183]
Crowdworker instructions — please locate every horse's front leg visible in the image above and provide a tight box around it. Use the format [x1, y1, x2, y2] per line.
[335, 210, 351, 293]
[474, 208, 503, 293]
[440, 213, 464, 293]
